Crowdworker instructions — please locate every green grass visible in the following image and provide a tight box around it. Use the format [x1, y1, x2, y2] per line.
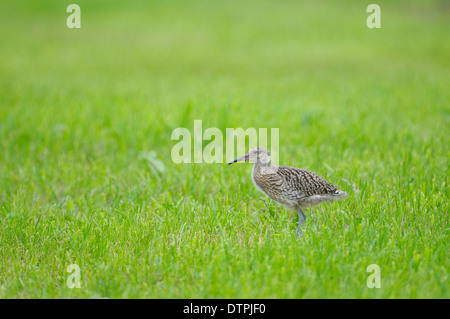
[0, 0, 449, 298]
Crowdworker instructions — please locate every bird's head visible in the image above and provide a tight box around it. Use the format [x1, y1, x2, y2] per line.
[228, 147, 271, 165]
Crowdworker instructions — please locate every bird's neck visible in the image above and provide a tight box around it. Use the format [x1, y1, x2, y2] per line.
[254, 160, 271, 168]
[253, 161, 277, 180]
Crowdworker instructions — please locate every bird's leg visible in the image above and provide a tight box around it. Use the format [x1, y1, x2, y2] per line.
[295, 208, 306, 237]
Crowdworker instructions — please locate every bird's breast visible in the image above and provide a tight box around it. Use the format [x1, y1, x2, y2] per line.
[251, 164, 266, 195]
[251, 164, 283, 199]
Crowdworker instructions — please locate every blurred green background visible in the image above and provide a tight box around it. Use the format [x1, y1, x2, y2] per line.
[0, 0, 448, 298]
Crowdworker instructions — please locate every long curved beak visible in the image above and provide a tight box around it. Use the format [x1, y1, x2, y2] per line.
[228, 154, 249, 165]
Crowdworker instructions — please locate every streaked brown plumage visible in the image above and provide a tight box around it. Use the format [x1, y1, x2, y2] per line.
[229, 147, 347, 235]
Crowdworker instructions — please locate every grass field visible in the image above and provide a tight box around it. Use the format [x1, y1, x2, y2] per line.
[0, 0, 449, 298]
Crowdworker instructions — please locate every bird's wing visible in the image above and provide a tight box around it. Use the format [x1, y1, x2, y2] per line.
[276, 166, 338, 198]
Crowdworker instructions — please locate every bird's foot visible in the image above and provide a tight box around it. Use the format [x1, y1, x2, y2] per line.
[295, 227, 303, 239]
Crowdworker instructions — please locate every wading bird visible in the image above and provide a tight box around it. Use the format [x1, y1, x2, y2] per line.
[228, 147, 347, 235]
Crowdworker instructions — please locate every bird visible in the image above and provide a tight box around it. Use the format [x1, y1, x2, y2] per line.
[228, 147, 347, 235]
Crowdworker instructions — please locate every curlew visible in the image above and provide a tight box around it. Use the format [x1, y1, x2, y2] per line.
[228, 147, 347, 235]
